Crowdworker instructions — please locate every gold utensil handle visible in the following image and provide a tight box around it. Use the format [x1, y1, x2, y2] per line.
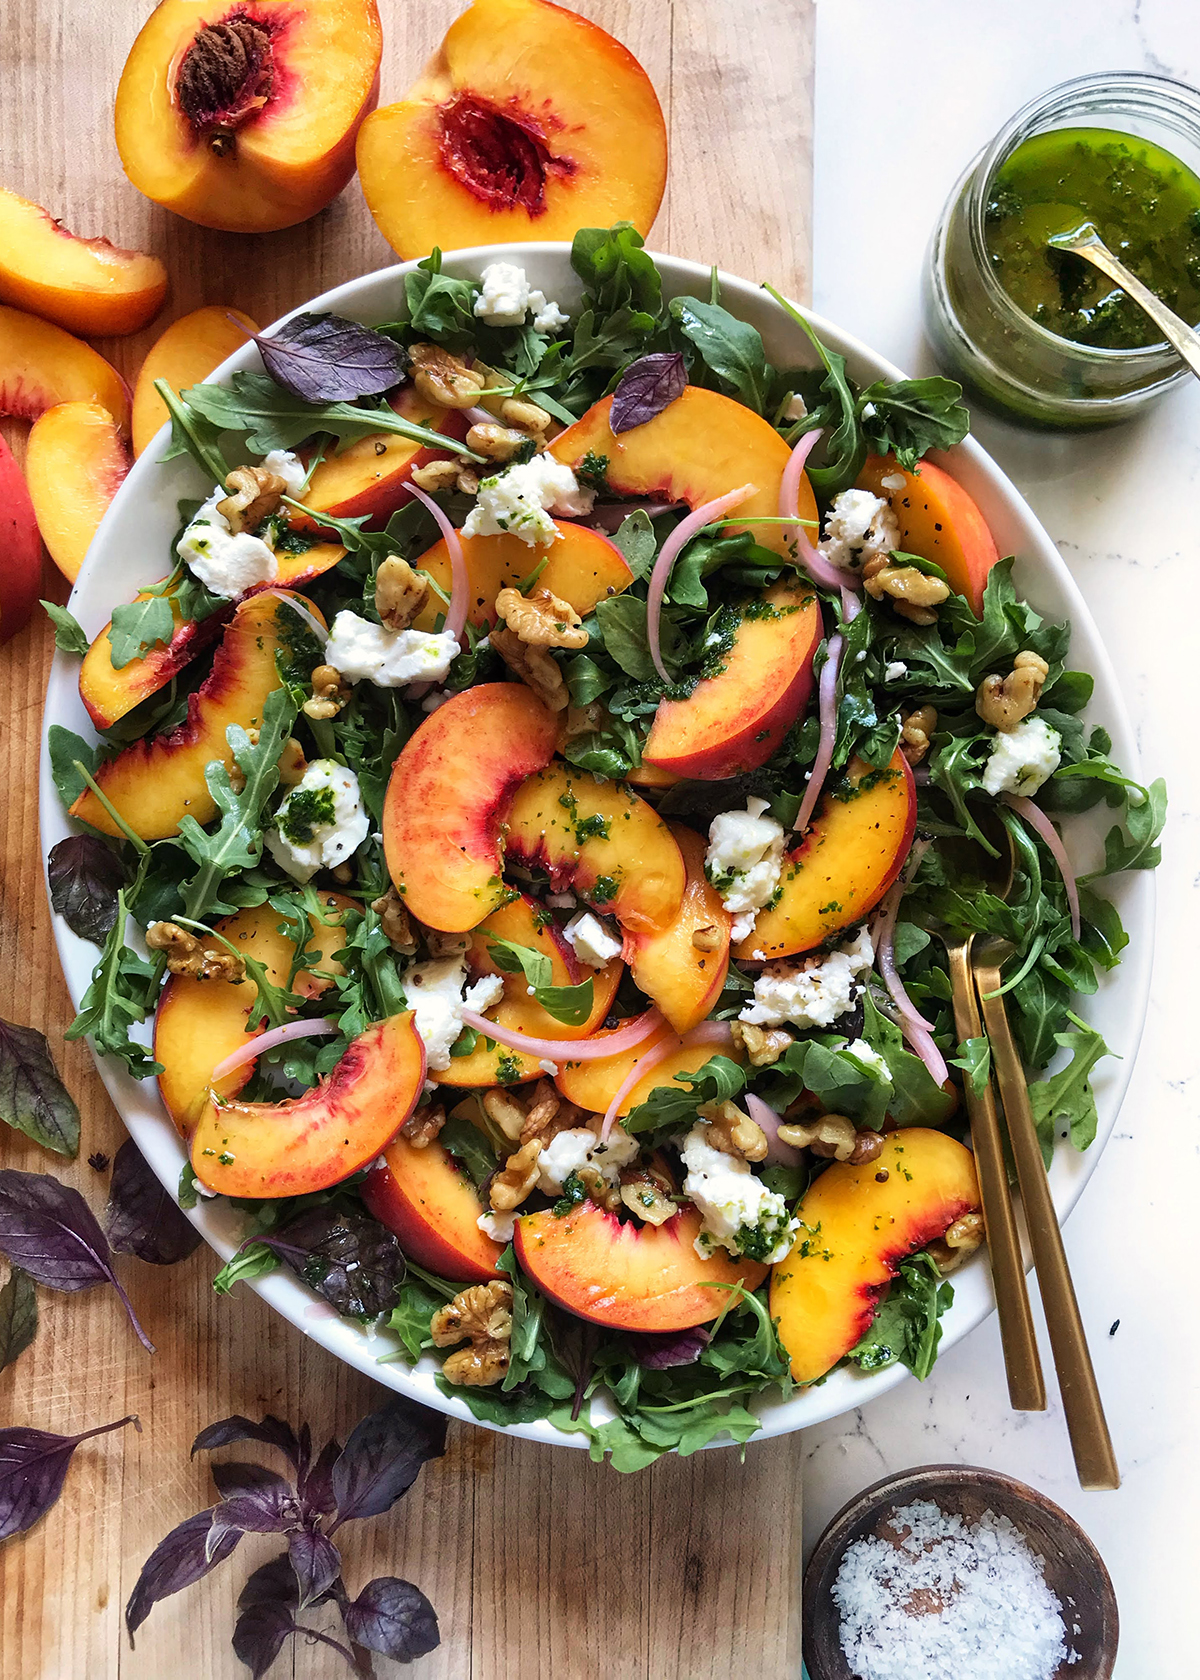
[945, 941, 1045, 1411]
[975, 963, 1120, 1490]
[1070, 235, 1200, 380]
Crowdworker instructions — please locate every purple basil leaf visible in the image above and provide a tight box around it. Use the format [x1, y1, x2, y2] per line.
[238, 1551, 300, 1614]
[254, 312, 408, 404]
[299, 1435, 341, 1518]
[289, 1524, 342, 1607]
[106, 1139, 202, 1267]
[47, 835, 127, 946]
[343, 1577, 440, 1663]
[272, 1206, 406, 1319]
[126, 1508, 242, 1638]
[0, 1020, 81, 1157]
[231, 1600, 299, 1679]
[0, 1267, 38, 1375]
[192, 1414, 302, 1471]
[211, 1460, 294, 1501]
[207, 1475, 303, 1557]
[610, 352, 688, 434]
[0, 1413, 138, 1541]
[630, 1325, 711, 1369]
[0, 1169, 154, 1351]
[330, 1396, 446, 1528]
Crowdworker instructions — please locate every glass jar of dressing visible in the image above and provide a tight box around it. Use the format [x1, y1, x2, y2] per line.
[925, 72, 1200, 428]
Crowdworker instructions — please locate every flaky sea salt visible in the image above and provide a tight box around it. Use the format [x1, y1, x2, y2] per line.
[832, 1499, 1076, 1680]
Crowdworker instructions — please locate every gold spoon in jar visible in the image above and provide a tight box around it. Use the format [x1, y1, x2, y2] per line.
[1047, 217, 1200, 381]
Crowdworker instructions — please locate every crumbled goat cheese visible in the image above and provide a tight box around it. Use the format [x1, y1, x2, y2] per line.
[562, 911, 622, 969]
[818, 488, 901, 574]
[537, 1125, 639, 1194]
[680, 1126, 798, 1264]
[783, 393, 808, 422]
[880, 471, 908, 491]
[473, 260, 569, 334]
[177, 490, 278, 598]
[264, 760, 369, 884]
[402, 957, 503, 1073]
[885, 660, 908, 682]
[705, 797, 786, 943]
[981, 716, 1062, 798]
[463, 455, 595, 547]
[262, 449, 308, 493]
[531, 295, 569, 334]
[841, 1037, 889, 1078]
[477, 1209, 517, 1245]
[324, 609, 459, 688]
[833, 1499, 1072, 1680]
[741, 925, 875, 1029]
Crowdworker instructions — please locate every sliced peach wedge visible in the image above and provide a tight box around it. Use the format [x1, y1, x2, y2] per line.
[771, 1130, 981, 1384]
[516, 1199, 767, 1332]
[556, 1018, 745, 1119]
[412, 521, 632, 633]
[363, 1132, 504, 1284]
[384, 684, 559, 933]
[357, 0, 666, 259]
[0, 188, 167, 337]
[294, 388, 468, 531]
[857, 454, 999, 617]
[154, 895, 354, 1137]
[0, 304, 130, 434]
[506, 762, 685, 936]
[191, 1012, 426, 1199]
[626, 825, 730, 1035]
[550, 386, 818, 561]
[433, 894, 621, 1089]
[0, 436, 42, 648]
[643, 576, 822, 779]
[25, 403, 130, 584]
[116, 0, 384, 234]
[738, 750, 917, 961]
[133, 306, 260, 459]
[71, 591, 323, 841]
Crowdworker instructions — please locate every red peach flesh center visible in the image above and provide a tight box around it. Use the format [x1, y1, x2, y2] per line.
[437, 92, 576, 214]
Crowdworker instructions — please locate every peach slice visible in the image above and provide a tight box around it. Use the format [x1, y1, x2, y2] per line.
[25, 403, 130, 584]
[412, 521, 633, 633]
[771, 1129, 981, 1383]
[71, 590, 323, 840]
[857, 454, 1000, 617]
[0, 188, 167, 338]
[356, 0, 666, 259]
[506, 762, 686, 936]
[295, 388, 468, 531]
[0, 304, 130, 434]
[626, 825, 731, 1035]
[384, 684, 559, 933]
[154, 894, 353, 1136]
[115, 1, 383, 235]
[555, 1020, 744, 1119]
[432, 892, 622, 1089]
[643, 577, 823, 779]
[738, 750, 917, 961]
[550, 386, 818, 560]
[78, 542, 345, 730]
[191, 1011, 425, 1199]
[363, 1133, 503, 1284]
[133, 305, 259, 458]
[0, 435, 42, 647]
[515, 1198, 767, 1332]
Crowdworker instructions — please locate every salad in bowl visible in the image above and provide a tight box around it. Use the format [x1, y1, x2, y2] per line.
[42, 227, 1162, 1468]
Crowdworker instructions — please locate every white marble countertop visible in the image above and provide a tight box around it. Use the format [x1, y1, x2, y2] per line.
[808, 4, 1199, 1675]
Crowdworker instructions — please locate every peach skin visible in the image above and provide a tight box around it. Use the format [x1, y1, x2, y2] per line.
[363, 1133, 504, 1284]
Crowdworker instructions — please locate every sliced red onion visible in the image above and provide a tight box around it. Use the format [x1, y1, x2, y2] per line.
[743, 1092, 802, 1168]
[599, 1020, 732, 1141]
[211, 1017, 337, 1083]
[780, 429, 853, 595]
[873, 867, 949, 1088]
[646, 485, 757, 682]
[793, 631, 843, 835]
[840, 585, 861, 623]
[460, 1006, 665, 1066]
[260, 589, 328, 645]
[409, 485, 469, 644]
[462, 404, 495, 429]
[1004, 794, 1081, 941]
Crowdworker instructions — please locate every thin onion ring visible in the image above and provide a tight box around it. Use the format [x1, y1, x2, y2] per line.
[646, 485, 757, 682]
[460, 1006, 665, 1065]
[599, 1020, 733, 1141]
[211, 1017, 336, 1083]
[1004, 794, 1081, 942]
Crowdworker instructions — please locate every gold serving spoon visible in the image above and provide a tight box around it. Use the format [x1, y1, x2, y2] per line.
[1048, 217, 1200, 381]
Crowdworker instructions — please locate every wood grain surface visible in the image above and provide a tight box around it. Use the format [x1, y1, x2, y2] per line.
[0, 4, 814, 1675]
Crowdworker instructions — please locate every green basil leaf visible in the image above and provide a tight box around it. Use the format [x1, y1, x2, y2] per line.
[107, 596, 175, 670]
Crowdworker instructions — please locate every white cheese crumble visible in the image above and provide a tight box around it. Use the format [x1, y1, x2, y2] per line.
[477, 1208, 517, 1245]
[473, 260, 569, 334]
[841, 1037, 889, 1079]
[264, 760, 369, 884]
[680, 1125, 798, 1265]
[401, 957, 504, 1073]
[783, 393, 808, 422]
[981, 716, 1062, 798]
[880, 470, 908, 491]
[324, 609, 459, 688]
[463, 455, 595, 547]
[705, 797, 786, 943]
[740, 925, 876, 1030]
[817, 488, 901, 575]
[262, 449, 308, 493]
[177, 490, 278, 599]
[885, 660, 908, 682]
[562, 910, 622, 969]
[536, 1125, 639, 1194]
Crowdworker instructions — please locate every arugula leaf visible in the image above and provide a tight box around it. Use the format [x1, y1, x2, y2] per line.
[47, 726, 98, 810]
[593, 594, 685, 682]
[1028, 1013, 1112, 1164]
[1084, 776, 1167, 880]
[844, 1252, 952, 1379]
[152, 379, 229, 482]
[623, 1056, 747, 1141]
[484, 935, 594, 1027]
[950, 1036, 991, 1099]
[437, 1115, 497, 1191]
[65, 890, 162, 1078]
[41, 602, 89, 656]
[571, 223, 663, 319]
[857, 377, 970, 469]
[107, 595, 176, 669]
[669, 297, 772, 413]
[402, 251, 479, 346]
[608, 509, 658, 581]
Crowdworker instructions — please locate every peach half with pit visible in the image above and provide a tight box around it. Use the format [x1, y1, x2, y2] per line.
[0, 188, 168, 337]
[115, 0, 383, 234]
[737, 750, 917, 961]
[771, 1129, 982, 1383]
[133, 306, 260, 458]
[857, 454, 999, 618]
[25, 403, 130, 585]
[626, 824, 730, 1035]
[411, 521, 633, 633]
[356, 0, 666, 258]
[191, 1011, 425, 1199]
[0, 304, 130, 434]
[363, 1132, 504, 1285]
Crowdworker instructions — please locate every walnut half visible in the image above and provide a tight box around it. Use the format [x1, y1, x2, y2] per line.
[145, 921, 245, 983]
[431, 1280, 513, 1387]
[698, 1101, 768, 1163]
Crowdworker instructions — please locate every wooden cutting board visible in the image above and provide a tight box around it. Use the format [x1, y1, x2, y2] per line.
[0, 4, 814, 1675]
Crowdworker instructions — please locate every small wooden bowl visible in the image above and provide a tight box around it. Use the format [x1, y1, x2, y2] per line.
[803, 1464, 1118, 1680]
